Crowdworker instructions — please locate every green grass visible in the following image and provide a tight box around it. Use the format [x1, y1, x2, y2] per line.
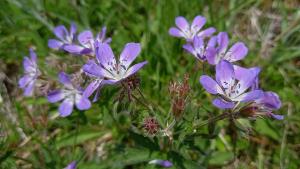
[0, 0, 300, 168]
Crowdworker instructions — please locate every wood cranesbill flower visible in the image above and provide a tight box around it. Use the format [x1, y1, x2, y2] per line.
[169, 15, 216, 41]
[48, 23, 77, 50]
[206, 32, 248, 65]
[200, 60, 263, 109]
[47, 72, 91, 117]
[18, 48, 41, 96]
[240, 91, 283, 120]
[82, 42, 147, 99]
[182, 35, 217, 61]
[64, 27, 111, 55]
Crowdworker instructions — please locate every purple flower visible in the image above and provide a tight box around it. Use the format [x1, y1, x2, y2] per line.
[64, 27, 111, 55]
[82, 42, 147, 98]
[253, 91, 283, 120]
[183, 35, 217, 61]
[149, 159, 173, 168]
[18, 49, 41, 96]
[200, 60, 263, 109]
[206, 32, 248, 65]
[169, 15, 216, 41]
[47, 72, 91, 117]
[64, 161, 76, 169]
[48, 23, 77, 50]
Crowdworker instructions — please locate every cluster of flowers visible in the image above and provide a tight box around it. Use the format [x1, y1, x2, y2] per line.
[18, 15, 284, 168]
[19, 23, 147, 117]
[169, 15, 283, 120]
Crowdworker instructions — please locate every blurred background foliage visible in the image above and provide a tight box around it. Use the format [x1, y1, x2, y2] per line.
[0, 0, 300, 168]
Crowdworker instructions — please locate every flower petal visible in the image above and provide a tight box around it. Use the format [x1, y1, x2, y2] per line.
[234, 65, 260, 94]
[175, 16, 189, 31]
[149, 160, 173, 168]
[213, 98, 235, 109]
[269, 113, 284, 120]
[47, 90, 64, 103]
[216, 60, 234, 89]
[199, 75, 222, 94]
[48, 39, 64, 49]
[120, 43, 141, 68]
[54, 25, 68, 41]
[78, 30, 94, 46]
[70, 23, 77, 37]
[23, 57, 34, 72]
[191, 15, 206, 33]
[225, 42, 248, 62]
[23, 81, 35, 96]
[206, 47, 217, 65]
[64, 44, 85, 54]
[19, 75, 31, 88]
[168, 27, 183, 37]
[29, 48, 37, 62]
[182, 43, 195, 55]
[96, 43, 116, 68]
[82, 61, 107, 78]
[75, 95, 91, 110]
[217, 32, 229, 53]
[232, 90, 263, 102]
[64, 161, 77, 169]
[59, 99, 74, 117]
[83, 80, 102, 98]
[207, 35, 217, 48]
[198, 27, 216, 37]
[124, 61, 148, 78]
[256, 91, 281, 110]
[58, 72, 72, 87]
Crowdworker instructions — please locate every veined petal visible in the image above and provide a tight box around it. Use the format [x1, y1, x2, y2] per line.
[59, 99, 74, 117]
[232, 90, 263, 102]
[23, 80, 35, 96]
[78, 30, 94, 46]
[120, 43, 141, 68]
[48, 39, 64, 49]
[58, 72, 73, 88]
[64, 45, 85, 54]
[206, 47, 218, 65]
[213, 98, 235, 109]
[125, 61, 148, 78]
[191, 15, 206, 33]
[75, 95, 91, 110]
[198, 27, 216, 37]
[47, 90, 64, 103]
[207, 36, 217, 48]
[54, 25, 68, 41]
[256, 91, 281, 110]
[168, 27, 183, 37]
[83, 80, 102, 98]
[182, 43, 195, 55]
[199, 75, 223, 94]
[96, 43, 116, 68]
[217, 32, 229, 53]
[193, 36, 204, 49]
[225, 42, 248, 62]
[82, 61, 106, 77]
[216, 60, 234, 89]
[175, 16, 189, 31]
[19, 75, 31, 88]
[234, 65, 260, 94]
[23, 57, 34, 72]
